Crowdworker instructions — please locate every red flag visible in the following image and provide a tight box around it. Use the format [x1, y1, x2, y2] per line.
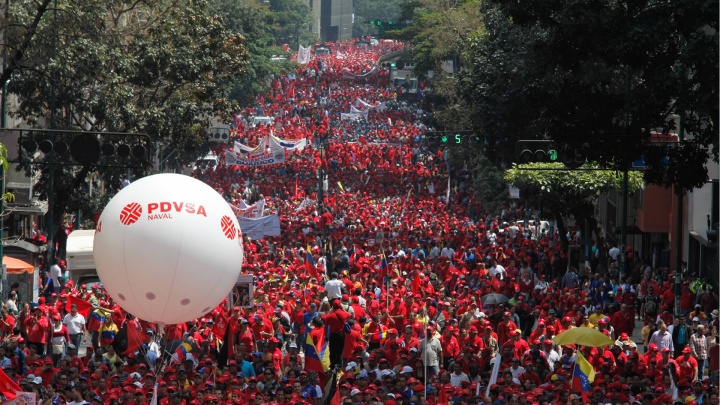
[330, 387, 342, 405]
[0, 369, 21, 401]
[122, 322, 150, 355]
[412, 272, 421, 295]
[66, 295, 92, 319]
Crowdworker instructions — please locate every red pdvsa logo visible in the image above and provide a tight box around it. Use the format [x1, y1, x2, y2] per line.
[220, 215, 236, 240]
[120, 202, 142, 225]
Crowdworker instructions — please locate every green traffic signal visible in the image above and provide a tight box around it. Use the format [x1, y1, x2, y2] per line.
[548, 150, 558, 161]
[441, 135, 448, 143]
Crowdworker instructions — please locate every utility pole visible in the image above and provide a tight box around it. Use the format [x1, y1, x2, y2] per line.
[674, 120, 684, 315]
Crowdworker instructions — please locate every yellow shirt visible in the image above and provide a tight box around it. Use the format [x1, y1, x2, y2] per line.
[588, 313, 605, 326]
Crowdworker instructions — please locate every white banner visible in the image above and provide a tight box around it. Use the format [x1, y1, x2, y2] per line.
[295, 198, 313, 211]
[342, 66, 379, 80]
[355, 98, 374, 110]
[237, 199, 265, 219]
[350, 105, 369, 117]
[238, 215, 281, 240]
[485, 356, 501, 398]
[9, 392, 36, 405]
[297, 45, 311, 65]
[340, 113, 362, 121]
[234, 137, 267, 156]
[226, 149, 285, 167]
[269, 135, 307, 152]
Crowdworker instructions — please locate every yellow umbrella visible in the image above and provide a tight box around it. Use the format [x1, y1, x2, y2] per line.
[552, 326, 615, 347]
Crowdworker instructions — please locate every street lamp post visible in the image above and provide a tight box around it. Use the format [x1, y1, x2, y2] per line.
[318, 145, 325, 210]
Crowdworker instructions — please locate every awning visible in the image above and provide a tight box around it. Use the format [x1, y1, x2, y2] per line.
[3, 256, 35, 274]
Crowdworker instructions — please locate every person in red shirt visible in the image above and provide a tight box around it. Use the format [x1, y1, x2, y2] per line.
[461, 326, 484, 354]
[24, 307, 50, 355]
[267, 337, 283, 373]
[388, 298, 407, 331]
[611, 304, 635, 338]
[677, 346, 699, 381]
[237, 319, 255, 353]
[322, 300, 350, 368]
[440, 326, 460, 369]
[497, 312, 517, 345]
[503, 329, 530, 360]
[349, 296, 366, 320]
[164, 322, 187, 341]
[32, 357, 58, 387]
[66, 344, 84, 371]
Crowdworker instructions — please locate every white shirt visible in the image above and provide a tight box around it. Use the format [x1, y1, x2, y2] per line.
[324, 280, 344, 299]
[63, 313, 86, 334]
[510, 365, 526, 379]
[489, 265, 506, 280]
[50, 264, 62, 288]
[450, 371, 470, 387]
[5, 299, 18, 315]
[440, 247, 454, 259]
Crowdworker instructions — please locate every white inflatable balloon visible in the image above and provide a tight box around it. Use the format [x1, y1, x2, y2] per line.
[93, 173, 244, 324]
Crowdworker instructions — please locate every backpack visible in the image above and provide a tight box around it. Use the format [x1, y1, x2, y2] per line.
[644, 299, 658, 315]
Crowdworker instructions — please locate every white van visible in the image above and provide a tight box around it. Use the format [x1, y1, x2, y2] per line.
[193, 153, 219, 171]
[66, 230, 98, 287]
[250, 116, 274, 127]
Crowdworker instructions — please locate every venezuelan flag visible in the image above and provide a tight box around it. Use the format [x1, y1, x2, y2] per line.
[99, 323, 118, 347]
[305, 251, 320, 281]
[304, 330, 329, 374]
[87, 309, 106, 332]
[375, 330, 388, 341]
[175, 343, 193, 363]
[572, 351, 595, 394]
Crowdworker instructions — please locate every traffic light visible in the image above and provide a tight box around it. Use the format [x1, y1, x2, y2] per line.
[561, 145, 585, 169]
[516, 140, 588, 168]
[516, 140, 558, 164]
[439, 133, 464, 144]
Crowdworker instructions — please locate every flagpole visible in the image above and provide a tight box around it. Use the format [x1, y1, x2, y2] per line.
[572, 350, 579, 395]
[423, 305, 428, 401]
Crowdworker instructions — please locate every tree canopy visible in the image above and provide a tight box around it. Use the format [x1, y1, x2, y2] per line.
[459, 0, 718, 193]
[505, 163, 645, 247]
[207, 0, 299, 105]
[3, 0, 250, 236]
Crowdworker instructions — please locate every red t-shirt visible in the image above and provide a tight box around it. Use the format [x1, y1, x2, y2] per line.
[677, 354, 698, 380]
[323, 310, 350, 334]
[25, 316, 50, 343]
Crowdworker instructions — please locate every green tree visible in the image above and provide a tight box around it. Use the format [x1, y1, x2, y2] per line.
[505, 163, 644, 250]
[447, 146, 508, 216]
[461, 0, 718, 193]
[268, 0, 316, 49]
[207, 0, 297, 105]
[395, 0, 484, 133]
[4, 0, 250, 255]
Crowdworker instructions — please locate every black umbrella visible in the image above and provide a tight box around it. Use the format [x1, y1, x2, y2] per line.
[481, 293, 510, 306]
[162, 339, 202, 358]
